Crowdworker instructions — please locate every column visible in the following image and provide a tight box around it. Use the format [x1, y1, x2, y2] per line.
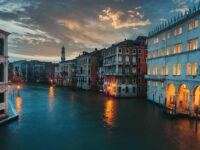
[189, 94, 193, 116]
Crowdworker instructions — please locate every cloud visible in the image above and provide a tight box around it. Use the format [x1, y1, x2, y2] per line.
[0, 0, 183, 62]
[99, 7, 150, 29]
[170, 5, 189, 13]
[170, 0, 199, 13]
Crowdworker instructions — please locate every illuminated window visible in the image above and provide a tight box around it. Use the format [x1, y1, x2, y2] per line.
[192, 62, 197, 76]
[161, 82, 164, 88]
[161, 48, 165, 56]
[148, 53, 150, 59]
[188, 23, 193, 31]
[148, 67, 150, 75]
[177, 64, 181, 75]
[161, 65, 165, 75]
[173, 43, 182, 54]
[194, 19, 198, 28]
[154, 37, 159, 44]
[178, 26, 182, 34]
[167, 33, 170, 39]
[162, 35, 165, 41]
[186, 63, 191, 75]
[166, 64, 169, 75]
[173, 64, 177, 75]
[174, 29, 177, 37]
[187, 39, 198, 51]
[153, 66, 158, 75]
[153, 50, 158, 58]
[153, 82, 158, 87]
[166, 47, 170, 55]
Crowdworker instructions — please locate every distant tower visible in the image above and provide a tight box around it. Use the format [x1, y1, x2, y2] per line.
[61, 46, 65, 62]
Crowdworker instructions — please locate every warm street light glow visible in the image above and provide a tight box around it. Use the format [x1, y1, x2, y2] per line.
[16, 96, 22, 113]
[104, 99, 117, 128]
[49, 86, 55, 112]
[17, 85, 21, 90]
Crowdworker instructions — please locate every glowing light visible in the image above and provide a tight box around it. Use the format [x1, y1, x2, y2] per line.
[49, 86, 55, 112]
[16, 96, 22, 113]
[104, 99, 117, 128]
[17, 85, 21, 90]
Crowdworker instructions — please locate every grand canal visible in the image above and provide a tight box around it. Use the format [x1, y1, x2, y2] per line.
[0, 84, 200, 150]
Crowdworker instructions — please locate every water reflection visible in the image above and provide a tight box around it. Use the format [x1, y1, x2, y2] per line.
[16, 96, 22, 122]
[49, 86, 55, 112]
[104, 99, 117, 128]
[164, 119, 200, 150]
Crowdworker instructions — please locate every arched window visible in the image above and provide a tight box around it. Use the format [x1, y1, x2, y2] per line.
[161, 65, 165, 75]
[192, 62, 197, 76]
[173, 64, 177, 75]
[148, 67, 150, 75]
[186, 63, 191, 75]
[166, 64, 169, 75]
[177, 64, 181, 75]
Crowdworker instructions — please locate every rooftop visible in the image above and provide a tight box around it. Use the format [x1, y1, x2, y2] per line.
[148, 2, 200, 38]
[0, 29, 10, 35]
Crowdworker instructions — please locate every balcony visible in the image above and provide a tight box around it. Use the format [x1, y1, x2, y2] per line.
[145, 75, 166, 81]
[0, 82, 6, 93]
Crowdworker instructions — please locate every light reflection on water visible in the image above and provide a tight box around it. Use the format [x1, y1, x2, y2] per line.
[3, 85, 200, 150]
[104, 99, 117, 128]
[16, 96, 22, 123]
[49, 86, 55, 112]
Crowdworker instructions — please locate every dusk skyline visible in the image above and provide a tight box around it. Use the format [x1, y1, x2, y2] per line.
[0, 0, 196, 62]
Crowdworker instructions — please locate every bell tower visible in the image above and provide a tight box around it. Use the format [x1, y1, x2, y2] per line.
[61, 46, 65, 62]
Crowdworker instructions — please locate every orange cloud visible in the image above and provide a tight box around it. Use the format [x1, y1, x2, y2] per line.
[99, 7, 151, 29]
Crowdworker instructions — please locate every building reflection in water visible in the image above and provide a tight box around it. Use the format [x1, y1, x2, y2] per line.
[16, 96, 22, 122]
[49, 86, 55, 112]
[104, 99, 117, 128]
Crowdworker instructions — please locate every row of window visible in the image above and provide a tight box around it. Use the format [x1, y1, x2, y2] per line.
[148, 81, 164, 88]
[118, 86, 136, 94]
[153, 19, 198, 44]
[148, 62, 198, 76]
[149, 38, 198, 59]
[104, 48, 140, 56]
[104, 56, 141, 64]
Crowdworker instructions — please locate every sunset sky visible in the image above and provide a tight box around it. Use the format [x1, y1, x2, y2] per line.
[0, 0, 197, 62]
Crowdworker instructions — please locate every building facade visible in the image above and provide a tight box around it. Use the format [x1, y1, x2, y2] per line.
[76, 49, 101, 90]
[0, 29, 10, 119]
[59, 59, 76, 86]
[11, 60, 54, 84]
[146, 4, 200, 116]
[103, 37, 147, 97]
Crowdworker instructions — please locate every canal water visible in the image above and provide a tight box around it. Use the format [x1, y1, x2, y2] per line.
[0, 84, 200, 150]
